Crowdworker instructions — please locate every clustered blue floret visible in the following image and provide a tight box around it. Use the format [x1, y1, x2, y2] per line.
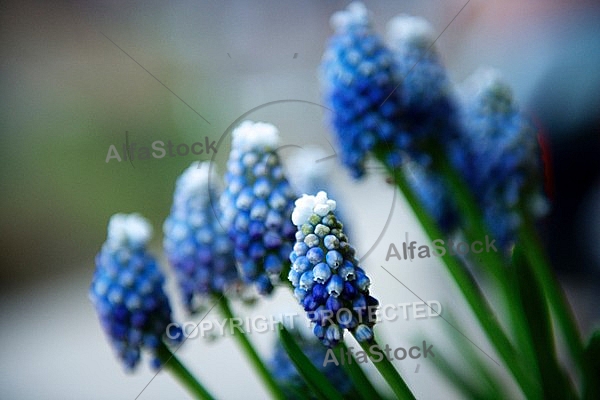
[269, 331, 354, 399]
[322, 3, 548, 250]
[288, 191, 378, 347]
[220, 120, 297, 295]
[320, 2, 406, 178]
[90, 213, 180, 370]
[321, 4, 461, 178]
[163, 162, 239, 312]
[451, 69, 548, 249]
[385, 14, 461, 157]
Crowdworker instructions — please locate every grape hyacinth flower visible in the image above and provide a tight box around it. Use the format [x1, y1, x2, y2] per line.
[386, 14, 460, 158]
[90, 213, 180, 370]
[320, 2, 407, 177]
[452, 68, 549, 250]
[289, 191, 378, 347]
[163, 162, 239, 313]
[220, 120, 297, 295]
[269, 332, 354, 399]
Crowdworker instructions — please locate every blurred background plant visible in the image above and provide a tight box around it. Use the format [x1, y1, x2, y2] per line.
[1, 0, 599, 398]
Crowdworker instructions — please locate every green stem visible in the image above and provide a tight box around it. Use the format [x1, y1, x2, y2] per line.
[279, 283, 384, 400]
[519, 218, 592, 394]
[337, 341, 385, 400]
[428, 343, 500, 400]
[502, 265, 542, 379]
[373, 148, 539, 398]
[431, 146, 542, 385]
[355, 337, 416, 400]
[216, 295, 286, 400]
[278, 324, 345, 400]
[512, 246, 578, 398]
[155, 340, 216, 400]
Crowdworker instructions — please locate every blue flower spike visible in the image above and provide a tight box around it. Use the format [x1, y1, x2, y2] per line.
[289, 191, 378, 347]
[90, 213, 180, 371]
[385, 14, 459, 151]
[453, 68, 549, 250]
[220, 120, 297, 295]
[321, 2, 407, 177]
[163, 162, 240, 312]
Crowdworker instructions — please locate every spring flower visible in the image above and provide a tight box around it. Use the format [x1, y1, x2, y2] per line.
[220, 120, 297, 295]
[386, 14, 460, 157]
[320, 2, 407, 177]
[289, 191, 378, 347]
[163, 162, 239, 312]
[452, 68, 549, 249]
[269, 332, 355, 399]
[90, 213, 180, 370]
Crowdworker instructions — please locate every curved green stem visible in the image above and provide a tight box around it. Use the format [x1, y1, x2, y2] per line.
[279, 282, 384, 400]
[155, 340, 216, 400]
[373, 148, 539, 398]
[337, 341, 385, 400]
[355, 337, 416, 400]
[382, 140, 587, 396]
[519, 219, 583, 361]
[519, 218, 594, 395]
[432, 145, 584, 395]
[278, 324, 345, 400]
[512, 246, 578, 398]
[216, 295, 286, 400]
[430, 146, 542, 384]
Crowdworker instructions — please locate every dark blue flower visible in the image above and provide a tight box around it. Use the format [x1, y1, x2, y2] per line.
[451, 69, 549, 249]
[320, 2, 407, 178]
[220, 120, 297, 295]
[289, 191, 378, 347]
[321, 5, 464, 179]
[163, 162, 239, 312]
[90, 213, 180, 370]
[386, 14, 460, 155]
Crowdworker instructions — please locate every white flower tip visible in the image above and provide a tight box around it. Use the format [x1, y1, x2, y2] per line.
[177, 161, 219, 200]
[291, 191, 336, 226]
[330, 2, 371, 32]
[231, 120, 280, 152]
[386, 14, 436, 52]
[107, 213, 152, 247]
